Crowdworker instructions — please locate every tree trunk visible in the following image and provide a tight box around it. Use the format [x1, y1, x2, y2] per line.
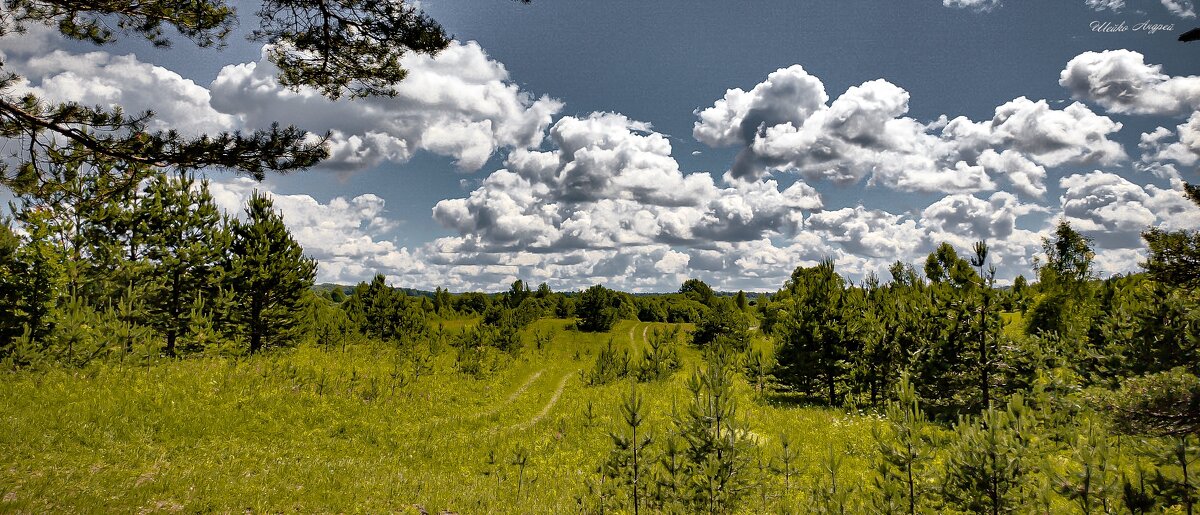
[165, 270, 180, 357]
[249, 294, 263, 353]
[1182, 435, 1193, 515]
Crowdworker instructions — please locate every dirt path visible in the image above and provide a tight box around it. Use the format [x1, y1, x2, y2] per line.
[511, 371, 573, 431]
[505, 369, 544, 404]
[629, 324, 637, 346]
[469, 368, 544, 421]
[642, 325, 649, 346]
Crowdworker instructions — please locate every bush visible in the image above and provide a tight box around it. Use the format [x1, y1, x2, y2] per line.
[577, 284, 621, 332]
[692, 299, 750, 350]
[587, 339, 630, 385]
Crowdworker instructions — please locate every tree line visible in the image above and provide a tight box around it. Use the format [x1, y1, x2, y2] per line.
[1, 161, 315, 365]
[578, 184, 1200, 514]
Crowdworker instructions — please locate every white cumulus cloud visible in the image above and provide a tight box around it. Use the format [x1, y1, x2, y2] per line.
[210, 41, 562, 172]
[694, 66, 1123, 196]
[944, 0, 1002, 12]
[1060, 50, 1200, 116]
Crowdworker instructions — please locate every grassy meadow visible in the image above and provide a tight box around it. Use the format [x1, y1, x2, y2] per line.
[0, 319, 880, 513]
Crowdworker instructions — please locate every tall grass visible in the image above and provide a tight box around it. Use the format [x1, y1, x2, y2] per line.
[0, 319, 893, 512]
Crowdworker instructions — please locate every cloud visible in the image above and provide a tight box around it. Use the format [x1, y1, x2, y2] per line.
[1, 32, 561, 174]
[1086, 0, 1125, 11]
[977, 149, 1048, 197]
[1058, 171, 1181, 249]
[694, 66, 1123, 195]
[1145, 177, 1200, 231]
[807, 206, 925, 258]
[3, 48, 235, 136]
[1139, 112, 1200, 169]
[210, 41, 562, 172]
[1161, 0, 1197, 17]
[977, 97, 1126, 166]
[920, 192, 1047, 268]
[208, 177, 428, 285]
[693, 65, 829, 149]
[943, 0, 1002, 12]
[1078, 0, 1192, 17]
[424, 112, 864, 291]
[433, 112, 823, 255]
[5, 25, 1193, 293]
[1060, 50, 1200, 116]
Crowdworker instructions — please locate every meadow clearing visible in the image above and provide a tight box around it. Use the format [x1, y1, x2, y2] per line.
[0, 319, 882, 513]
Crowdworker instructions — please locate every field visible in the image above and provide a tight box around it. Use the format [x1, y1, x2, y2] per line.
[0, 319, 878, 513]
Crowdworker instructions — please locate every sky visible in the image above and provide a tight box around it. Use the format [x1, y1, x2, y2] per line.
[2, 0, 1199, 292]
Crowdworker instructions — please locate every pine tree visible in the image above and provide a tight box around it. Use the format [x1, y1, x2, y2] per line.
[141, 172, 226, 356]
[943, 395, 1031, 515]
[808, 442, 858, 514]
[771, 432, 797, 503]
[1052, 418, 1118, 514]
[7, 207, 66, 347]
[872, 374, 929, 515]
[601, 382, 653, 514]
[773, 258, 848, 405]
[912, 242, 981, 416]
[674, 343, 756, 513]
[0, 220, 23, 351]
[692, 298, 751, 350]
[1027, 221, 1097, 346]
[226, 191, 315, 353]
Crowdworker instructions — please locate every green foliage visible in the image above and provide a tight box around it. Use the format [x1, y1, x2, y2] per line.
[3, 208, 66, 348]
[924, 242, 974, 286]
[1108, 368, 1200, 438]
[598, 383, 653, 514]
[2, 0, 234, 47]
[1143, 226, 1200, 290]
[773, 258, 850, 405]
[140, 173, 226, 356]
[1052, 419, 1119, 514]
[342, 274, 428, 345]
[227, 192, 316, 352]
[871, 374, 929, 515]
[1150, 436, 1199, 514]
[0, 220, 31, 350]
[743, 347, 772, 396]
[1027, 221, 1098, 345]
[692, 298, 750, 350]
[0, 0, 475, 190]
[680, 278, 716, 306]
[577, 284, 621, 333]
[808, 443, 860, 514]
[672, 344, 757, 512]
[454, 291, 491, 315]
[0, 92, 326, 188]
[943, 395, 1031, 515]
[253, 0, 450, 99]
[587, 339, 631, 386]
[635, 294, 710, 323]
[637, 326, 682, 382]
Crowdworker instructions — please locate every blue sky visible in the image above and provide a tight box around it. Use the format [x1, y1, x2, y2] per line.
[3, 0, 1199, 291]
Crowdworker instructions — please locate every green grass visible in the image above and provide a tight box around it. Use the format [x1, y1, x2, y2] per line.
[0, 319, 880, 512]
[1000, 311, 1026, 339]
